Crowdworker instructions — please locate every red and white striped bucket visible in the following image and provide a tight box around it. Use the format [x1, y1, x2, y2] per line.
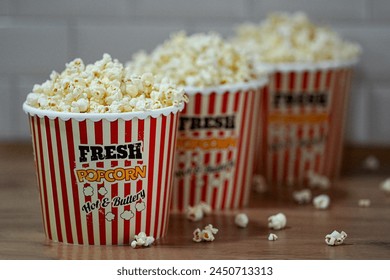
[23, 103, 183, 245]
[254, 60, 357, 191]
[171, 78, 268, 212]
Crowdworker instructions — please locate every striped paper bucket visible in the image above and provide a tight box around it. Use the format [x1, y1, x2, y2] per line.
[171, 78, 268, 212]
[254, 60, 357, 191]
[23, 103, 183, 245]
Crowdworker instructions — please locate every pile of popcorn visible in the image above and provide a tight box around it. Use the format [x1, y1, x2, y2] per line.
[25, 54, 188, 113]
[232, 12, 361, 64]
[127, 32, 257, 88]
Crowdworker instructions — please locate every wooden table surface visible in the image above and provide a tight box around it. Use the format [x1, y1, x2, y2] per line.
[1, 143, 389, 260]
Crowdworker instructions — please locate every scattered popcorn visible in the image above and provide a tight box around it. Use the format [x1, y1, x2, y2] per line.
[292, 189, 312, 204]
[231, 12, 361, 64]
[98, 186, 108, 196]
[199, 201, 212, 216]
[120, 210, 135, 220]
[313, 194, 330, 210]
[192, 228, 203, 243]
[268, 233, 278, 241]
[127, 32, 259, 88]
[379, 178, 390, 194]
[234, 213, 249, 228]
[186, 201, 212, 221]
[204, 224, 219, 235]
[105, 212, 115, 222]
[25, 53, 188, 113]
[358, 199, 371, 207]
[268, 213, 287, 230]
[307, 171, 330, 190]
[131, 232, 155, 248]
[135, 202, 146, 212]
[363, 155, 380, 171]
[186, 205, 204, 222]
[192, 224, 219, 242]
[252, 174, 267, 193]
[325, 230, 347, 246]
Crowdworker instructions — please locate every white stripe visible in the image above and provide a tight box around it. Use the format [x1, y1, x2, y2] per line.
[129, 119, 138, 238]
[72, 119, 89, 244]
[141, 117, 150, 233]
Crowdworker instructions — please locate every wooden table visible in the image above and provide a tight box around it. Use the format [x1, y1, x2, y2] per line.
[1, 143, 389, 260]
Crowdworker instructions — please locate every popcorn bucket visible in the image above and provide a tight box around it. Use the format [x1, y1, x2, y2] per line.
[171, 78, 267, 211]
[23, 103, 183, 245]
[254, 60, 357, 191]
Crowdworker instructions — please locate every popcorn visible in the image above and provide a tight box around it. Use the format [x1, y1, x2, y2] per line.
[325, 230, 347, 246]
[192, 224, 219, 242]
[252, 174, 267, 193]
[232, 12, 361, 64]
[292, 189, 312, 204]
[268, 213, 287, 230]
[186, 201, 212, 221]
[363, 155, 380, 171]
[379, 178, 390, 194]
[26, 54, 188, 113]
[313, 194, 330, 210]
[358, 199, 371, 207]
[127, 32, 258, 88]
[186, 206, 204, 222]
[234, 213, 249, 228]
[131, 232, 155, 248]
[268, 233, 278, 241]
[307, 171, 330, 190]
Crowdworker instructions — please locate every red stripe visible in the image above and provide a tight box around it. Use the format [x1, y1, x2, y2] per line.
[135, 119, 145, 234]
[239, 89, 255, 207]
[123, 120, 132, 244]
[234, 90, 240, 112]
[260, 86, 269, 180]
[289, 72, 296, 90]
[201, 153, 210, 202]
[222, 91, 229, 113]
[30, 116, 47, 238]
[146, 118, 157, 236]
[154, 116, 166, 237]
[36, 117, 52, 240]
[54, 118, 73, 243]
[194, 94, 202, 114]
[314, 71, 322, 90]
[302, 71, 309, 91]
[65, 120, 83, 244]
[275, 72, 282, 90]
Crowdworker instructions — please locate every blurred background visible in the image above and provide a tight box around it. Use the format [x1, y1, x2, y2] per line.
[0, 0, 389, 146]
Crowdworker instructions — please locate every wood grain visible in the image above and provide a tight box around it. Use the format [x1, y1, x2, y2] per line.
[0, 143, 389, 260]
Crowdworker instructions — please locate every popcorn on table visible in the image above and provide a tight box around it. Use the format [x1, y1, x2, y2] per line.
[127, 32, 259, 88]
[268, 233, 278, 241]
[380, 178, 390, 194]
[313, 194, 330, 210]
[26, 53, 188, 113]
[252, 174, 267, 193]
[192, 224, 219, 243]
[325, 230, 347, 246]
[307, 171, 330, 190]
[268, 213, 287, 230]
[231, 12, 361, 64]
[234, 213, 249, 228]
[186, 201, 212, 222]
[358, 199, 371, 207]
[363, 155, 380, 171]
[131, 232, 155, 248]
[292, 189, 312, 204]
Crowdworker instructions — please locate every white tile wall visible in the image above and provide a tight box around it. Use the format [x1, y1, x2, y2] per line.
[251, 0, 368, 22]
[1, 0, 389, 145]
